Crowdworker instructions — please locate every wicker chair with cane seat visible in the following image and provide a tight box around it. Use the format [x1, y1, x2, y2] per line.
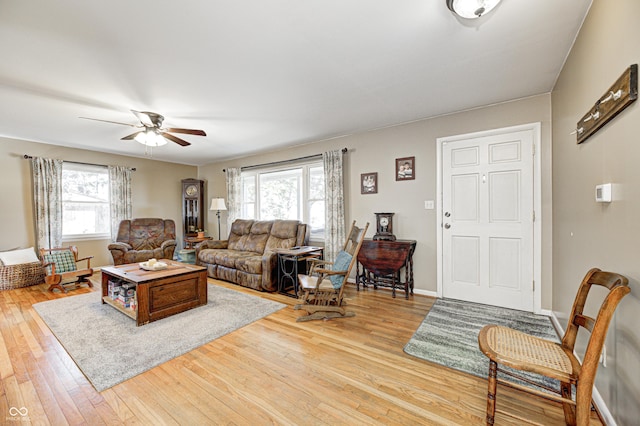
[294, 221, 369, 322]
[478, 268, 630, 425]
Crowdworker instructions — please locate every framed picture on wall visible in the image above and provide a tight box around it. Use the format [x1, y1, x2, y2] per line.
[361, 172, 378, 194]
[396, 156, 415, 181]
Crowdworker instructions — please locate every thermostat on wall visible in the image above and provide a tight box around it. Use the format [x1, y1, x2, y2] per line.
[595, 183, 612, 203]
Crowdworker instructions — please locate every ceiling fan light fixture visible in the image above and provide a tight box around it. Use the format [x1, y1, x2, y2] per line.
[82, 110, 204, 147]
[446, 0, 502, 19]
[135, 129, 168, 147]
[134, 132, 146, 144]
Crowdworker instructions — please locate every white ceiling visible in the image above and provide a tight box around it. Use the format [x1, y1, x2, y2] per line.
[0, 0, 591, 166]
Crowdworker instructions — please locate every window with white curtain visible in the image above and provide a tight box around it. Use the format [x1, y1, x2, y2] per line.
[241, 161, 325, 241]
[61, 162, 110, 240]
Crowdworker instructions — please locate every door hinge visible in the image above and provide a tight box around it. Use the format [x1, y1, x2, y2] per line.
[533, 210, 536, 222]
[533, 144, 536, 156]
[533, 280, 535, 291]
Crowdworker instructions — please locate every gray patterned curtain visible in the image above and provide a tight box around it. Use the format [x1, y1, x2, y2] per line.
[225, 167, 242, 232]
[108, 165, 132, 241]
[323, 149, 346, 262]
[31, 157, 63, 250]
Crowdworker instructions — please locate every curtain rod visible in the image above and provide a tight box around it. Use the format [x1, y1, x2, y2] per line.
[223, 147, 347, 172]
[23, 155, 136, 171]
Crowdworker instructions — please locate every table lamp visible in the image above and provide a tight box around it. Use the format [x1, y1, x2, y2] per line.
[209, 198, 227, 239]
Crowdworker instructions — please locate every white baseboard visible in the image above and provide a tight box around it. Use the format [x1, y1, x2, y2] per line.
[346, 279, 438, 298]
[548, 312, 616, 426]
[548, 310, 563, 336]
[591, 387, 616, 426]
[413, 288, 438, 298]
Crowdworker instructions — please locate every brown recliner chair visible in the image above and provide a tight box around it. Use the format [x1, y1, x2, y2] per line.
[108, 218, 177, 265]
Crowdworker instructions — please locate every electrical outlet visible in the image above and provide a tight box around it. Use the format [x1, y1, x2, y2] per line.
[599, 344, 607, 367]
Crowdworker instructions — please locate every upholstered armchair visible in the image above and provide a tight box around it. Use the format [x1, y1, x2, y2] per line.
[108, 218, 177, 265]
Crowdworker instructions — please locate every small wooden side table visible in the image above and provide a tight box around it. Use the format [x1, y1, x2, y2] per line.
[356, 239, 417, 299]
[274, 246, 324, 298]
[184, 235, 212, 249]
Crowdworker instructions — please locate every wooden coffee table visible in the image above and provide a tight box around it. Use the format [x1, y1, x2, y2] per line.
[101, 260, 207, 326]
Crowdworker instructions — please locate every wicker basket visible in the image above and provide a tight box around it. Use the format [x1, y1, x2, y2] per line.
[0, 261, 45, 290]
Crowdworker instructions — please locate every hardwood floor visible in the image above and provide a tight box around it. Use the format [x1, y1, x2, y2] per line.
[0, 276, 603, 425]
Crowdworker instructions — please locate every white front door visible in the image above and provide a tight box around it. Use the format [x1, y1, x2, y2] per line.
[441, 128, 535, 311]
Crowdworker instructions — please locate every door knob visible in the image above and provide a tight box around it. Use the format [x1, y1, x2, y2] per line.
[444, 223, 451, 229]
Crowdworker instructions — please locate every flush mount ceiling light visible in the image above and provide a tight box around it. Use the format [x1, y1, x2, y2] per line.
[446, 0, 502, 19]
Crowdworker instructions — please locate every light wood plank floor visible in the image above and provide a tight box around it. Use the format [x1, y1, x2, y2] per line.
[0, 276, 603, 425]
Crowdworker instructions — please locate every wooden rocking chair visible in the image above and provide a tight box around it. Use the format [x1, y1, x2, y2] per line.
[294, 221, 368, 322]
[40, 246, 94, 293]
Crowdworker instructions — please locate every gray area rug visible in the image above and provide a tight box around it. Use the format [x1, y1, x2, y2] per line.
[33, 284, 285, 392]
[404, 298, 560, 391]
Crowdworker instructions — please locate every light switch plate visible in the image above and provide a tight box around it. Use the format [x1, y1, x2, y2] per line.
[595, 183, 612, 202]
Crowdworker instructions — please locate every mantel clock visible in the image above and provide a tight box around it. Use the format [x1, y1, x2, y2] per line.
[373, 212, 396, 241]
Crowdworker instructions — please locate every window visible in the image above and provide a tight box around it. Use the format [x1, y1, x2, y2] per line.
[241, 174, 256, 219]
[241, 162, 325, 241]
[62, 163, 110, 240]
[307, 165, 325, 241]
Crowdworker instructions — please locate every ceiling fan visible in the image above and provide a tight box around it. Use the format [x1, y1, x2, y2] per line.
[80, 110, 207, 147]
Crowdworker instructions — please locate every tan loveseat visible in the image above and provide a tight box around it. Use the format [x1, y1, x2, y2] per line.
[196, 219, 309, 291]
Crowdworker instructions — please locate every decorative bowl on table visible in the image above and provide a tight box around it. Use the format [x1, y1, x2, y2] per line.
[139, 260, 168, 271]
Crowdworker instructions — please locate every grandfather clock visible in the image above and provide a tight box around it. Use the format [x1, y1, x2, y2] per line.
[181, 179, 204, 237]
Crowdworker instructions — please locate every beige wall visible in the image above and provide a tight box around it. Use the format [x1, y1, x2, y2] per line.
[199, 94, 552, 302]
[3, 2, 636, 418]
[0, 137, 197, 267]
[551, 0, 640, 422]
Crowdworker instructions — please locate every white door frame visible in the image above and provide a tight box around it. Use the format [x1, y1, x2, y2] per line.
[436, 123, 542, 313]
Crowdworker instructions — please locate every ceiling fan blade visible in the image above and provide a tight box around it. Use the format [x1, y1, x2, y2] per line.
[164, 128, 207, 136]
[121, 131, 144, 140]
[79, 117, 138, 127]
[161, 132, 191, 147]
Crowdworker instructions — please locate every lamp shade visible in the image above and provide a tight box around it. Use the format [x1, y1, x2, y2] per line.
[135, 129, 168, 146]
[209, 198, 227, 211]
[446, 0, 501, 19]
